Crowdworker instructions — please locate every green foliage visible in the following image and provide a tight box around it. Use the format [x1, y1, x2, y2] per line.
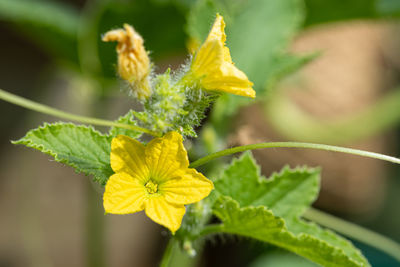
[134, 71, 186, 134]
[377, 0, 400, 16]
[0, 0, 77, 35]
[304, 0, 400, 26]
[177, 86, 218, 137]
[134, 71, 217, 137]
[109, 111, 142, 139]
[13, 123, 113, 185]
[212, 153, 369, 267]
[214, 153, 319, 217]
[0, 0, 79, 62]
[304, 0, 376, 25]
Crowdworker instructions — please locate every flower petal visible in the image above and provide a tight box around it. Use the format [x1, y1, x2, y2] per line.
[205, 13, 232, 63]
[201, 58, 255, 98]
[111, 135, 149, 182]
[205, 14, 226, 44]
[161, 169, 214, 205]
[104, 173, 146, 214]
[145, 132, 189, 182]
[145, 197, 186, 233]
[192, 39, 224, 76]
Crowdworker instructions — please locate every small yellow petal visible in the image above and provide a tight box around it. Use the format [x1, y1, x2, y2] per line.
[104, 173, 146, 214]
[161, 168, 214, 205]
[145, 197, 186, 233]
[205, 14, 226, 44]
[201, 60, 255, 98]
[110, 135, 149, 183]
[191, 39, 224, 76]
[145, 132, 189, 182]
[205, 14, 232, 63]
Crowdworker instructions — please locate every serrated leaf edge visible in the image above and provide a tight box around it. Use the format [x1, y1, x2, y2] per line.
[12, 122, 112, 183]
[214, 196, 368, 267]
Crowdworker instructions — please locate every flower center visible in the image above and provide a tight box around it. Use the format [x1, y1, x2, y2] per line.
[145, 180, 158, 194]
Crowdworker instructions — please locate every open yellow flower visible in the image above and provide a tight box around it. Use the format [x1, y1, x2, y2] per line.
[103, 24, 152, 100]
[190, 14, 255, 98]
[103, 132, 213, 233]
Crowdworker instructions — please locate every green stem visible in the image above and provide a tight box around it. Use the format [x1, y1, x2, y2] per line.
[189, 142, 400, 168]
[0, 89, 160, 137]
[197, 224, 225, 238]
[304, 208, 400, 262]
[160, 237, 178, 267]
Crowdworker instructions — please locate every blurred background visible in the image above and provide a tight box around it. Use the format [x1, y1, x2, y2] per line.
[0, 0, 400, 266]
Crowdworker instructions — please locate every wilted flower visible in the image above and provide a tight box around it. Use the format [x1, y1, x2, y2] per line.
[103, 24, 152, 99]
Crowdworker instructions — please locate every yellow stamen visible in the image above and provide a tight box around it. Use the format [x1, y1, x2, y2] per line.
[145, 180, 158, 194]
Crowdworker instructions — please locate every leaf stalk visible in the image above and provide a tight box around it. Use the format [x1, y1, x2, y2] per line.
[0, 89, 160, 137]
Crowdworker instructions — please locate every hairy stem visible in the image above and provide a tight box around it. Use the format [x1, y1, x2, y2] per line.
[197, 224, 225, 237]
[160, 237, 178, 267]
[189, 142, 400, 168]
[304, 208, 400, 262]
[0, 89, 160, 137]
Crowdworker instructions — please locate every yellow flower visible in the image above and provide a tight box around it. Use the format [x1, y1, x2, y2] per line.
[103, 132, 214, 233]
[190, 14, 255, 98]
[103, 24, 152, 99]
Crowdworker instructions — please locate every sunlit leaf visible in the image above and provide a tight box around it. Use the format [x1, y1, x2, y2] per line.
[13, 123, 113, 185]
[212, 153, 369, 267]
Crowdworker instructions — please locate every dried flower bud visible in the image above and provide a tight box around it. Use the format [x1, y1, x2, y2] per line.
[103, 24, 152, 99]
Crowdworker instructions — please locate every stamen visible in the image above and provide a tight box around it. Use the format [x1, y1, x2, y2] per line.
[145, 180, 158, 194]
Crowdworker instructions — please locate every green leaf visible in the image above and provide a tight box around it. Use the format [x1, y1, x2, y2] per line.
[304, 0, 400, 26]
[304, 0, 377, 26]
[214, 196, 285, 236]
[214, 197, 369, 267]
[212, 153, 369, 267]
[0, 0, 78, 37]
[377, 0, 400, 16]
[13, 123, 113, 185]
[109, 111, 142, 139]
[214, 152, 320, 218]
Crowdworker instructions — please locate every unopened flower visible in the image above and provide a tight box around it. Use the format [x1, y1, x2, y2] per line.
[103, 132, 213, 233]
[103, 24, 152, 99]
[189, 14, 255, 98]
